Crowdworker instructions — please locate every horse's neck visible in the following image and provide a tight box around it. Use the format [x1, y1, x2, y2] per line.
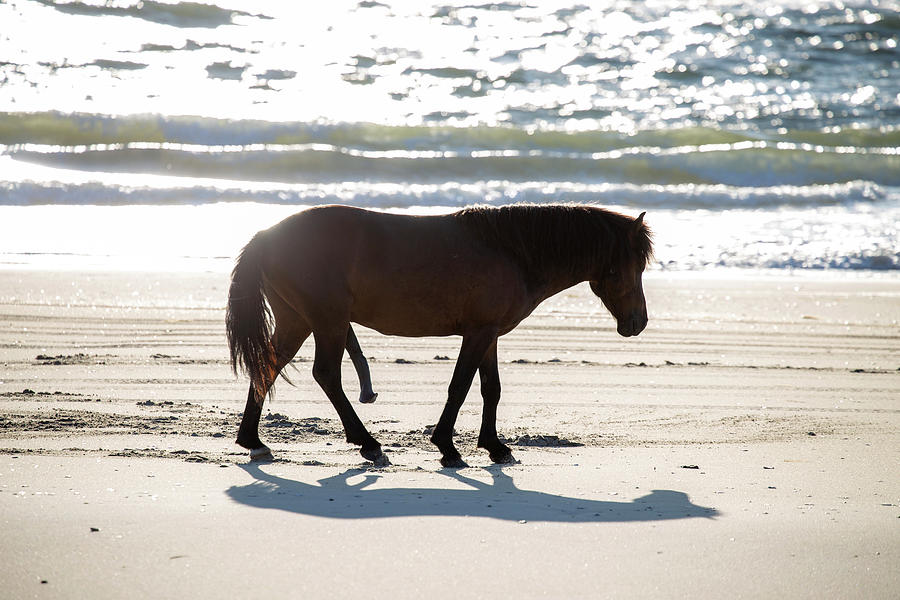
[531, 271, 591, 305]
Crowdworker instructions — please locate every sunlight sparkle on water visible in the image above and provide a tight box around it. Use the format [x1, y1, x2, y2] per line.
[10, 0, 890, 129]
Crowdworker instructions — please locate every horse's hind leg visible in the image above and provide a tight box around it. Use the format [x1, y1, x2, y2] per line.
[476, 341, 516, 464]
[346, 326, 377, 404]
[236, 298, 311, 460]
[313, 327, 387, 465]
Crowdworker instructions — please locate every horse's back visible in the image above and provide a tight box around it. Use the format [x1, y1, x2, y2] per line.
[263, 205, 454, 275]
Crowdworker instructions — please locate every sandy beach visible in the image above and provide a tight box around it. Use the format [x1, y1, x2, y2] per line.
[1, 268, 897, 599]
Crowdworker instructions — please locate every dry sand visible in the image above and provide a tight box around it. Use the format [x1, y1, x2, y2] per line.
[0, 268, 897, 599]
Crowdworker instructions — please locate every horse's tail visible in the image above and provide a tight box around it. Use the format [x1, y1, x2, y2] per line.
[226, 231, 275, 398]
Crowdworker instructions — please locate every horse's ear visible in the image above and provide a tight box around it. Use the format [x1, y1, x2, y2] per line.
[632, 212, 645, 232]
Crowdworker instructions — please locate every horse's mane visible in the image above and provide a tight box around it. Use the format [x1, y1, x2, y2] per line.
[454, 204, 653, 287]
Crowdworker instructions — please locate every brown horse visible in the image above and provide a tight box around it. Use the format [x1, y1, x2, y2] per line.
[227, 204, 652, 467]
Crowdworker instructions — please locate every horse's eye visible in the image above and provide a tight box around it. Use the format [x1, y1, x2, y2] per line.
[608, 268, 616, 276]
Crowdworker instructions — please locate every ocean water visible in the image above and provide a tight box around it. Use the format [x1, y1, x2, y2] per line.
[1, 0, 898, 271]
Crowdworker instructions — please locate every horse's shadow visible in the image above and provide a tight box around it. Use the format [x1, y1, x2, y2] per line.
[227, 464, 718, 523]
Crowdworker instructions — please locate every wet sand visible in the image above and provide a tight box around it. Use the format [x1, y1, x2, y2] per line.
[1, 269, 898, 598]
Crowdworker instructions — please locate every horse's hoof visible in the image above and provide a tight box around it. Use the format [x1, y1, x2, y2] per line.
[359, 392, 378, 404]
[249, 446, 273, 461]
[360, 445, 384, 463]
[490, 450, 518, 465]
[371, 453, 391, 467]
[440, 456, 469, 469]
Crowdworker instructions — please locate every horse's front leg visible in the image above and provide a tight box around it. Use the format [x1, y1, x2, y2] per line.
[312, 327, 387, 465]
[431, 328, 498, 468]
[476, 341, 516, 464]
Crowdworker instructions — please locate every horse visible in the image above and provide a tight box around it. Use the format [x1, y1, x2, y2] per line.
[226, 204, 652, 467]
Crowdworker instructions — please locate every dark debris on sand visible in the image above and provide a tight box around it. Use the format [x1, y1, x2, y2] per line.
[511, 434, 583, 447]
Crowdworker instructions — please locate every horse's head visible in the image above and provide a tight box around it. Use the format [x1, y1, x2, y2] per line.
[590, 212, 650, 337]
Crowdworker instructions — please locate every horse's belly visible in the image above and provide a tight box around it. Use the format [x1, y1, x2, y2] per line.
[350, 301, 463, 337]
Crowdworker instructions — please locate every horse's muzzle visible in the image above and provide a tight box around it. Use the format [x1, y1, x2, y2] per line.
[616, 310, 647, 337]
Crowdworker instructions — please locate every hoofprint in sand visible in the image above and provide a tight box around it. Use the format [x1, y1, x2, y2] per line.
[0, 269, 897, 598]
